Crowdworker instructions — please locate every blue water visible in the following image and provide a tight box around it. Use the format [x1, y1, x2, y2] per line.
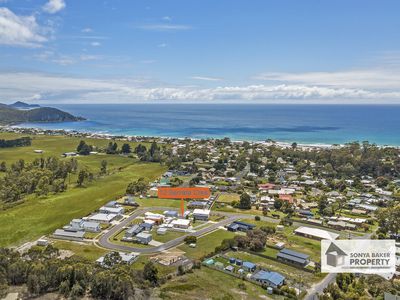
[18, 104, 400, 145]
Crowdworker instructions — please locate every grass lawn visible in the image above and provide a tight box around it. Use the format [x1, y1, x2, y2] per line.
[158, 267, 273, 300]
[135, 197, 182, 208]
[218, 192, 240, 203]
[153, 230, 186, 243]
[0, 161, 166, 247]
[52, 240, 108, 261]
[0, 132, 150, 165]
[178, 229, 236, 260]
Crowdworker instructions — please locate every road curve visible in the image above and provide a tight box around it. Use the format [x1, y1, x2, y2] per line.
[97, 207, 242, 254]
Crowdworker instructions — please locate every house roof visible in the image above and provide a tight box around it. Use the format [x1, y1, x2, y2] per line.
[243, 261, 256, 269]
[325, 242, 347, 256]
[251, 270, 285, 286]
[279, 248, 309, 260]
[294, 226, 339, 240]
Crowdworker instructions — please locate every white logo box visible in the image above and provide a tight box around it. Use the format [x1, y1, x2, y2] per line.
[321, 239, 396, 274]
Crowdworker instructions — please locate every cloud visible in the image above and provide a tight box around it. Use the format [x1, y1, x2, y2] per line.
[138, 24, 191, 31]
[0, 8, 47, 47]
[1, 72, 400, 104]
[157, 43, 167, 48]
[81, 27, 93, 33]
[162, 16, 172, 21]
[43, 0, 66, 14]
[191, 76, 222, 82]
[255, 69, 400, 90]
[90, 41, 101, 47]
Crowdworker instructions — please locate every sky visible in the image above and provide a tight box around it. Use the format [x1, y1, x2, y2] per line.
[1, 0, 400, 104]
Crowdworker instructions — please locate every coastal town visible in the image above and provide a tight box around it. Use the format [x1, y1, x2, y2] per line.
[0, 126, 399, 299]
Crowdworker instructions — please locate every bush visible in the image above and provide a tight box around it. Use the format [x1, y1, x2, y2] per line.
[254, 216, 261, 221]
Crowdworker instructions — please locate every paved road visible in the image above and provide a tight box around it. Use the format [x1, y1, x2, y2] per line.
[97, 207, 242, 253]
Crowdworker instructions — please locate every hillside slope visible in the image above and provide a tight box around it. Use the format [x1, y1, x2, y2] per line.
[0, 104, 84, 125]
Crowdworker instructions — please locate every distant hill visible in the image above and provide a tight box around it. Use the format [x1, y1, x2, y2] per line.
[0, 103, 85, 125]
[9, 101, 41, 110]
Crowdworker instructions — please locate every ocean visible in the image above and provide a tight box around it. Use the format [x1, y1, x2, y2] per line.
[17, 104, 400, 146]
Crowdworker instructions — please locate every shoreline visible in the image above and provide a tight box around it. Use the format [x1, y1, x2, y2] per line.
[2, 124, 400, 150]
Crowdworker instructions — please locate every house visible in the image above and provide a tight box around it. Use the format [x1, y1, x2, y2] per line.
[242, 261, 256, 272]
[104, 201, 118, 208]
[187, 201, 208, 209]
[251, 270, 285, 288]
[144, 212, 164, 224]
[136, 232, 152, 244]
[37, 239, 49, 246]
[89, 213, 118, 223]
[327, 221, 356, 231]
[171, 219, 191, 229]
[193, 209, 210, 220]
[279, 194, 294, 204]
[140, 222, 154, 231]
[125, 225, 143, 238]
[225, 265, 235, 272]
[227, 221, 256, 232]
[164, 210, 179, 218]
[298, 209, 314, 217]
[82, 221, 101, 232]
[294, 226, 339, 240]
[99, 206, 124, 215]
[63, 152, 77, 157]
[124, 195, 138, 206]
[277, 248, 310, 267]
[53, 229, 85, 240]
[157, 227, 168, 235]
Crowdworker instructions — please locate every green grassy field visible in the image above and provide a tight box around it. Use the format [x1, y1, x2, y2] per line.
[0, 133, 167, 246]
[153, 230, 186, 243]
[52, 240, 108, 261]
[178, 229, 236, 259]
[217, 192, 240, 203]
[158, 267, 273, 300]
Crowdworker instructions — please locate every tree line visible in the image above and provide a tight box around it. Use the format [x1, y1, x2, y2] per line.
[0, 246, 161, 299]
[0, 137, 31, 148]
[0, 157, 77, 203]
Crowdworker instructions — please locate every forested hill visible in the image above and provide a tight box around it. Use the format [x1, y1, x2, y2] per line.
[0, 103, 85, 125]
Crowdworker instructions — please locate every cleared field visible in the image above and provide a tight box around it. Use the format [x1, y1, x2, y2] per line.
[0, 133, 168, 247]
[158, 267, 272, 300]
[217, 192, 240, 203]
[52, 240, 108, 261]
[153, 230, 186, 243]
[178, 229, 236, 259]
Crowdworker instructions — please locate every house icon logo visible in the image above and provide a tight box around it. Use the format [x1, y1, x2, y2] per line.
[325, 242, 347, 267]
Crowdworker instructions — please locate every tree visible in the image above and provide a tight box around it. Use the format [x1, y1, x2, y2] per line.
[184, 236, 197, 244]
[121, 143, 131, 154]
[100, 160, 107, 175]
[106, 142, 118, 154]
[126, 178, 148, 195]
[143, 262, 158, 286]
[77, 170, 88, 187]
[376, 204, 400, 235]
[103, 252, 122, 268]
[76, 141, 91, 155]
[238, 192, 251, 209]
[0, 161, 6, 172]
[274, 199, 283, 210]
[36, 176, 50, 196]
